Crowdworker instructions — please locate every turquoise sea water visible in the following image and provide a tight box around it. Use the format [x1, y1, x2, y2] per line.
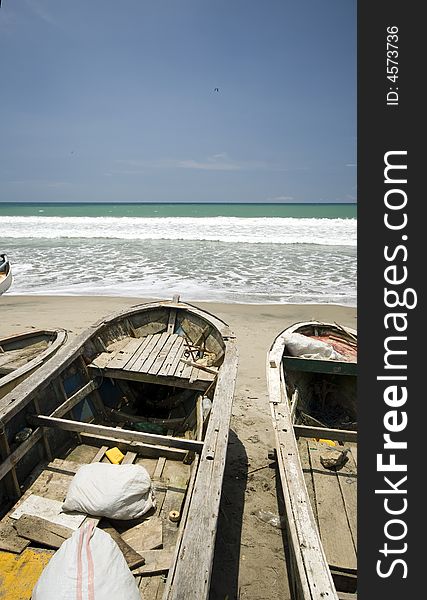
[0, 202, 356, 219]
[0, 202, 357, 305]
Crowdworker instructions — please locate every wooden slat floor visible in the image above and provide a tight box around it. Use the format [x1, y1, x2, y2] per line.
[297, 437, 357, 574]
[89, 333, 217, 390]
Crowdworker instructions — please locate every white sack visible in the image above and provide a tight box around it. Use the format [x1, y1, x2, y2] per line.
[283, 332, 344, 361]
[32, 521, 140, 600]
[63, 463, 155, 520]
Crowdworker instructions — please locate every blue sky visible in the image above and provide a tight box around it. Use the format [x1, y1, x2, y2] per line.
[0, 0, 356, 203]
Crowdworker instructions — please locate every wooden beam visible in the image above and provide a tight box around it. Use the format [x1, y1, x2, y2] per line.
[94, 367, 212, 391]
[179, 359, 218, 376]
[167, 308, 177, 334]
[79, 432, 188, 461]
[51, 380, 99, 418]
[31, 415, 204, 453]
[0, 428, 43, 483]
[294, 425, 357, 443]
[0, 427, 21, 496]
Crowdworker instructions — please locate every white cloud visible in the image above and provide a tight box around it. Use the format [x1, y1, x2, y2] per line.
[114, 154, 287, 173]
[177, 158, 240, 171]
[268, 195, 294, 202]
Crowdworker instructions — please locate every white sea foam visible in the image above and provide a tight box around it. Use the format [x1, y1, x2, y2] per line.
[0, 215, 356, 246]
[2, 215, 357, 304]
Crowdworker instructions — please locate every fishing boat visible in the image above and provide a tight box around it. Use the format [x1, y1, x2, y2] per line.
[267, 321, 357, 600]
[0, 297, 238, 600]
[0, 254, 12, 295]
[0, 330, 67, 400]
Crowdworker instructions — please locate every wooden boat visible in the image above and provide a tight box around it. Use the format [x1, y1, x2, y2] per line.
[0, 330, 67, 400]
[267, 321, 357, 600]
[0, 297, 238, 600]
[0, 254, 12, 295]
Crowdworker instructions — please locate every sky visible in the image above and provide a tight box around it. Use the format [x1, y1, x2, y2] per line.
[0, 0, 356, 203]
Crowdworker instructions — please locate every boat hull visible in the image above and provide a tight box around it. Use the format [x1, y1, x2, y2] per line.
[0, 255, 12, 295]
[0, 330, 67, 400]
[0, 299, 238, 600]
[267, 321, 357, 600]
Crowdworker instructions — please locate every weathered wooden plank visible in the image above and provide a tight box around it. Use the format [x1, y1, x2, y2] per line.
[0, 428, 43, 484]
[297, 438, 318, 526]
[0, 428, 21, 498]
[106, 337, 146, 370]
[336, 448, 357, 549]
[308, 442, 357, 572]
[0, 521, 30, 553]
[79, 432, 188, 461]
[172, 350, 189, 378]
[348, 442, 357, 466]
[159, 486, 184, 548]
[95, 367, 211, 391]
[14, 514, 73, 549]
[121, 335, 156, 370]
[180, 361, 193, 381]
[138, 574, 165, 599]
[32, 415, 204, 452]
[10, 495, 85, 530]
[179, 359, 218, 376]
[165, 338, 186, 376]
[158, 336, 184, 376]
[134, 332, 171, 374]
[46, 458, 82, 476]
[91, 445, 108, 463]
[167, 308, 177, 334]
[337, 593, 357, 600]
[153, 456, 166, 480]
[100, 522, 145, 569]
[126, 334, 164, 373]
[88, 351, 112, 370]
[148, 334, 180, 376]
[121, 516, 163, 553]
[294, 424, 357, 443]
[132, 548, 173, 575]
[50, 380, 98, 418]
[122, 451, 137, 465]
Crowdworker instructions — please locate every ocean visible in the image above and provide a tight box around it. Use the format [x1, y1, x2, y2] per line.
[0, 203, 356, 305]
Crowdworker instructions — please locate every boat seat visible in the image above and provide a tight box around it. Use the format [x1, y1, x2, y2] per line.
[88, 333, 217, 391]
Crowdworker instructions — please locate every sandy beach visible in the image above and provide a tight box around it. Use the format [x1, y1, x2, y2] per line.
[1, 295, 356, 600]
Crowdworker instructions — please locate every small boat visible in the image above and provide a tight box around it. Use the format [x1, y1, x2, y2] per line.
[0, 254, 12, 295]
[0, 297, 238, 599]
[0, 329, 68, 400]
[267, 321, 357, 600]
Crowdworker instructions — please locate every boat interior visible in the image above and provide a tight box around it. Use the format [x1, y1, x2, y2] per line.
[0, 438, 196, 599]
[0, 332, 59, 378]
[0, 302, 230, 599]
[283, 324, 357, 598]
